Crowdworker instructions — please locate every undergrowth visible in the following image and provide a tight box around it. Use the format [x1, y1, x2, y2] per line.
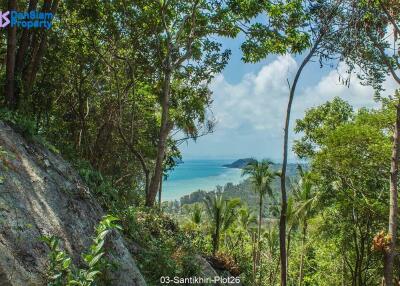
[42, 215, 121, 286]
[121, 207, 201, 285]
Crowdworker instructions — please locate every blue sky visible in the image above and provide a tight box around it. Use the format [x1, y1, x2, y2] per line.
[179, 34, 397, 162]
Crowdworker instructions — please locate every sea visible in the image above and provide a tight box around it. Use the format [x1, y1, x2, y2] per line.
[162, 159, 244, 201]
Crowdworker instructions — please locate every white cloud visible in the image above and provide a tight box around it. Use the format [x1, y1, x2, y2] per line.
[210, 55, 297, 135]
[196, 55, 398, 160]
[211, 56, 397, 137]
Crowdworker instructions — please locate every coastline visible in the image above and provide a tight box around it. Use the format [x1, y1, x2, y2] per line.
[162, 159, 244, 201]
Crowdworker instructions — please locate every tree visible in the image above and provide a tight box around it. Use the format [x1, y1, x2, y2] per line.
[140, 0, 237, 206]
[323, 1, 400, 283]
[241, 158, 277, 283]
[3, 0, 59, 110]
[204, 194, 241, 255]
[4, 0, 17, 109]
[294, 98, 393, 284]
[232, 1, 344, 283]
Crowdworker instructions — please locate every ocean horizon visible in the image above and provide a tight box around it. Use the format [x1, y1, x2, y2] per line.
[162, 159, 244, 201]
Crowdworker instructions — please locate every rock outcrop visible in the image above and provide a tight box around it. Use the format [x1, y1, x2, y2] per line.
[196, 255, 242, 286]
[0, 121, 146, 286]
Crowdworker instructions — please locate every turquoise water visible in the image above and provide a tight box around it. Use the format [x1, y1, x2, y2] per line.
[162, 160, 244, 201]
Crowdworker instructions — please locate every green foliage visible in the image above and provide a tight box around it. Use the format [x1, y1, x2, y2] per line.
[0, 108, 36, 138]
[293, 97, 354, 159]
[242, 159, 277, 200]
[190, 203, 203, 225]
[204, 194, 242, 254]
[292, 98, 393, 284]
[325, 0, 400, 91]
[0, 108, 60, 153]
[42, 215, 121, 286]
[42, 236, 73, 286]
[121, 207, 200, 285]
[76, 160, 143, 211]
[0, 0, 397, 283]
[231, 0, 312, 62]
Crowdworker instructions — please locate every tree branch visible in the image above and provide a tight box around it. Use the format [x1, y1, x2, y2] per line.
[173, 0, 200, 68]
[380, 1, 400, 36]
[374, 40, 400, 84]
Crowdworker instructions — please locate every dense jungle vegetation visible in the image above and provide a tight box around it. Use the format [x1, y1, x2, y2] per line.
[0, 0, 400, 285]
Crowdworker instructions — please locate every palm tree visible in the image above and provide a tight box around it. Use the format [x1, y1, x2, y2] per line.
[242, 160, 277, 260]
[238, 207, 257, 234]
[204, 194, 241, 255]
[292, 165, 318, 286]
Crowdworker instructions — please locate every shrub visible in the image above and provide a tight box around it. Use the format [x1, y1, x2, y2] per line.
[42, 215, 121, 286]
[122, 207, 200, 285]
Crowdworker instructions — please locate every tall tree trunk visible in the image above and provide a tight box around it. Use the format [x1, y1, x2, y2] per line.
[279, 37, 321, 286]
[146, 68, 172, 207]
[383, 99, 400, 286]
[15, 0, 38, 73]
[158, 178, 163, 209]
[258, 240, 263, 286]
[23, 0, 59, 96]
[5, 0, 17, 109]
[257, 195, 263, 286]
[298, 221, 307, 286]
[258, 194, 263, 259]
[252, 232, 257, 284]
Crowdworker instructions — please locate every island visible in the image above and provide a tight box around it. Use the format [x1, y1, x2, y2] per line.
[222, 158, 257, 169]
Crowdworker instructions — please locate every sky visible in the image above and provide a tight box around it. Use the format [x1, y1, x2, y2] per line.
[179, 34, 398, 162]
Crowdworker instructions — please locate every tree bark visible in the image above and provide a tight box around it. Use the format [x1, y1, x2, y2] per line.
[383, 99, 400, 286]
[5, 0, 18, 109]
[279, 37, 321, 286]
[158, 178, 163, 209]
[15, 0, 38, 73]
[146, 68, 172, 206]
[252, 232, 257, 284]
[259, 240, 263, 286]
[23, 0, 59, 96]
[258, 194, 263, 257]
[257, 194, 263, 286]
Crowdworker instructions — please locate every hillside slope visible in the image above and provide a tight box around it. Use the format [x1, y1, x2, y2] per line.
[0, 121, 146, 286]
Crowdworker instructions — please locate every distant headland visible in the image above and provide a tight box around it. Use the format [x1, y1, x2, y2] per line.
[222, 158, 257, 169]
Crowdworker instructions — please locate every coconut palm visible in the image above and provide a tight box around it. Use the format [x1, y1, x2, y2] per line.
[204, 194, 241, 255]
[238, 206, 257, 233]
[242, 160, 277, 258]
